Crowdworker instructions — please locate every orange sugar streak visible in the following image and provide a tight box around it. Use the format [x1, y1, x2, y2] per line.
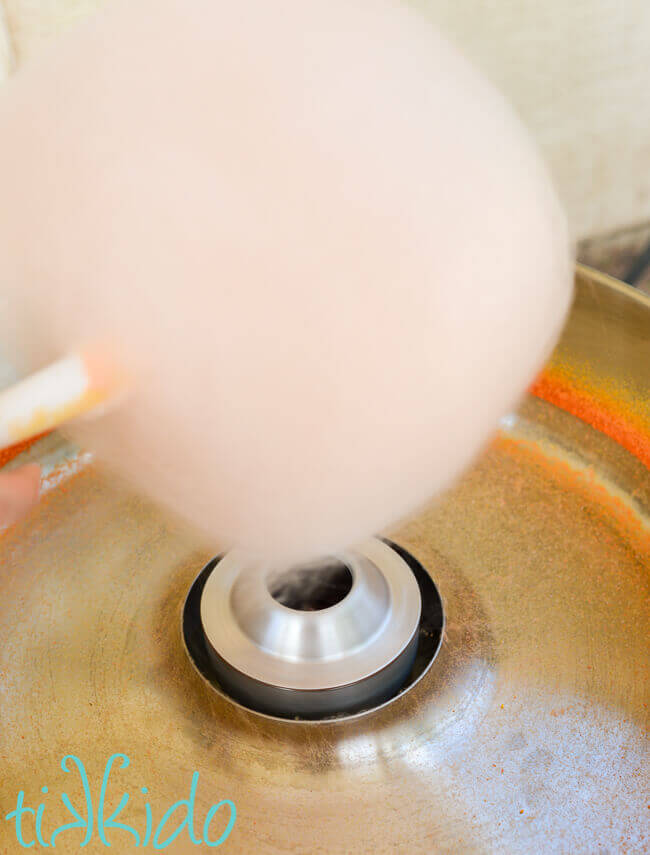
[494, 433, 650, 554]
[531, 370, 650, 470]
[0, 432, 49, 468]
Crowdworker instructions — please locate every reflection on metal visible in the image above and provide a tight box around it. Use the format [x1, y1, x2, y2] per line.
[0, 268, 647, 852]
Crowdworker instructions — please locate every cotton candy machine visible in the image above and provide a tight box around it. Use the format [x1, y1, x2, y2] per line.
[0, 266, 647, 852]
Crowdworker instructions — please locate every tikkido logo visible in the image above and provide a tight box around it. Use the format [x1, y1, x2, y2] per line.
[4, 754, 236, 849]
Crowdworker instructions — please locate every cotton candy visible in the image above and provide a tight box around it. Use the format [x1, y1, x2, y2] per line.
[0, 0, 572, 562]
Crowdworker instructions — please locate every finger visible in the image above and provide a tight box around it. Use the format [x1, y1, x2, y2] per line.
[0, 463, 41, 528]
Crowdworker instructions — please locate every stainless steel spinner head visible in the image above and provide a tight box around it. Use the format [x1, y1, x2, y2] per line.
[199, 538, 423, 719]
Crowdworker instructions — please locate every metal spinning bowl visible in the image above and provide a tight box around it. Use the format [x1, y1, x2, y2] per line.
[0, 267, 647, 853]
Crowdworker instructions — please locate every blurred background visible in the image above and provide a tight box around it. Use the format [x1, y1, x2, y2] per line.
[1, 0, 649, 292]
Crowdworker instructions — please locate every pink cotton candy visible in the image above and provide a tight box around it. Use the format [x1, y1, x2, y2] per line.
[0, 0, 572, 562]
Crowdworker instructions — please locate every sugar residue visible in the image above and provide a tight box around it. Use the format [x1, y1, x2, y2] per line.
[531, 366, 650, 470]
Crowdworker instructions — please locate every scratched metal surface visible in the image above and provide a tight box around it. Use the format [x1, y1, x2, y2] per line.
[0, 268, 647, 853]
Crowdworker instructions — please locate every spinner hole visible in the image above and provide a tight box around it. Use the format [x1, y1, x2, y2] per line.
[267, 559, 353, 611]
